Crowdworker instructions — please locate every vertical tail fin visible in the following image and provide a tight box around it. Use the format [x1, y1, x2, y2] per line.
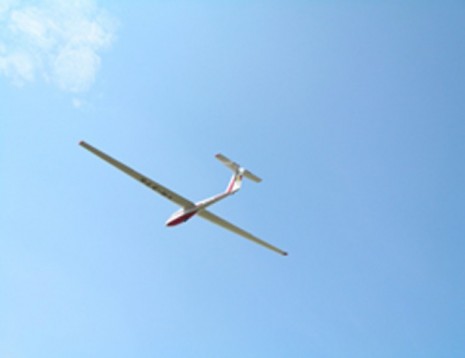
[216, 153, 261, 194]
[226, 172, 244, 193]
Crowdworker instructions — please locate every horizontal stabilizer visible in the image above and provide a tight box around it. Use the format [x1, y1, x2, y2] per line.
[215, 153, 262, 183]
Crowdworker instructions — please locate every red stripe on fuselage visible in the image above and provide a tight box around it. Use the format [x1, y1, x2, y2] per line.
[166, 210, 197, 226]
[227, 174, 242, 193]
[227, 176, 235, 193]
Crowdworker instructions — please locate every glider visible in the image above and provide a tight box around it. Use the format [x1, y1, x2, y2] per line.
[79, 141, 287, 256]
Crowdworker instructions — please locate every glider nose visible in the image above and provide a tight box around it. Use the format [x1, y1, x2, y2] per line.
[165, 210, 197, 226]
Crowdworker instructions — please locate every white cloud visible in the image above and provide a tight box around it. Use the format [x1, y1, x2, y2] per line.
[0, 51, 35, 85]
[72, 97, 84, 108]
[0, 0, 18, 19]
[0, 0, 117, 92]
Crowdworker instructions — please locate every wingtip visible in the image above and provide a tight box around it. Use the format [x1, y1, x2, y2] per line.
[282, 252, 288, 256]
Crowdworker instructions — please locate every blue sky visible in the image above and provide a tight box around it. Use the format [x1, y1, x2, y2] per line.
[1, 1, 465, 357]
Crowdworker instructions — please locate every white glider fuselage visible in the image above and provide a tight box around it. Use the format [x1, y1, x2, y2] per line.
[79, 141, 288, 256]
[165, 191, 234, 227]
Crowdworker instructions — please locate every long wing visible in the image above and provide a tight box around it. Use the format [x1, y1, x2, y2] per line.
[80, 141, 194, 208]
[197, 210, 288, 256]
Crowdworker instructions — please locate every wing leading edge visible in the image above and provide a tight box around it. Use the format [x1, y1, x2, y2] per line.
[79, 141, 194, 208]
[197, 210, 288, 256]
